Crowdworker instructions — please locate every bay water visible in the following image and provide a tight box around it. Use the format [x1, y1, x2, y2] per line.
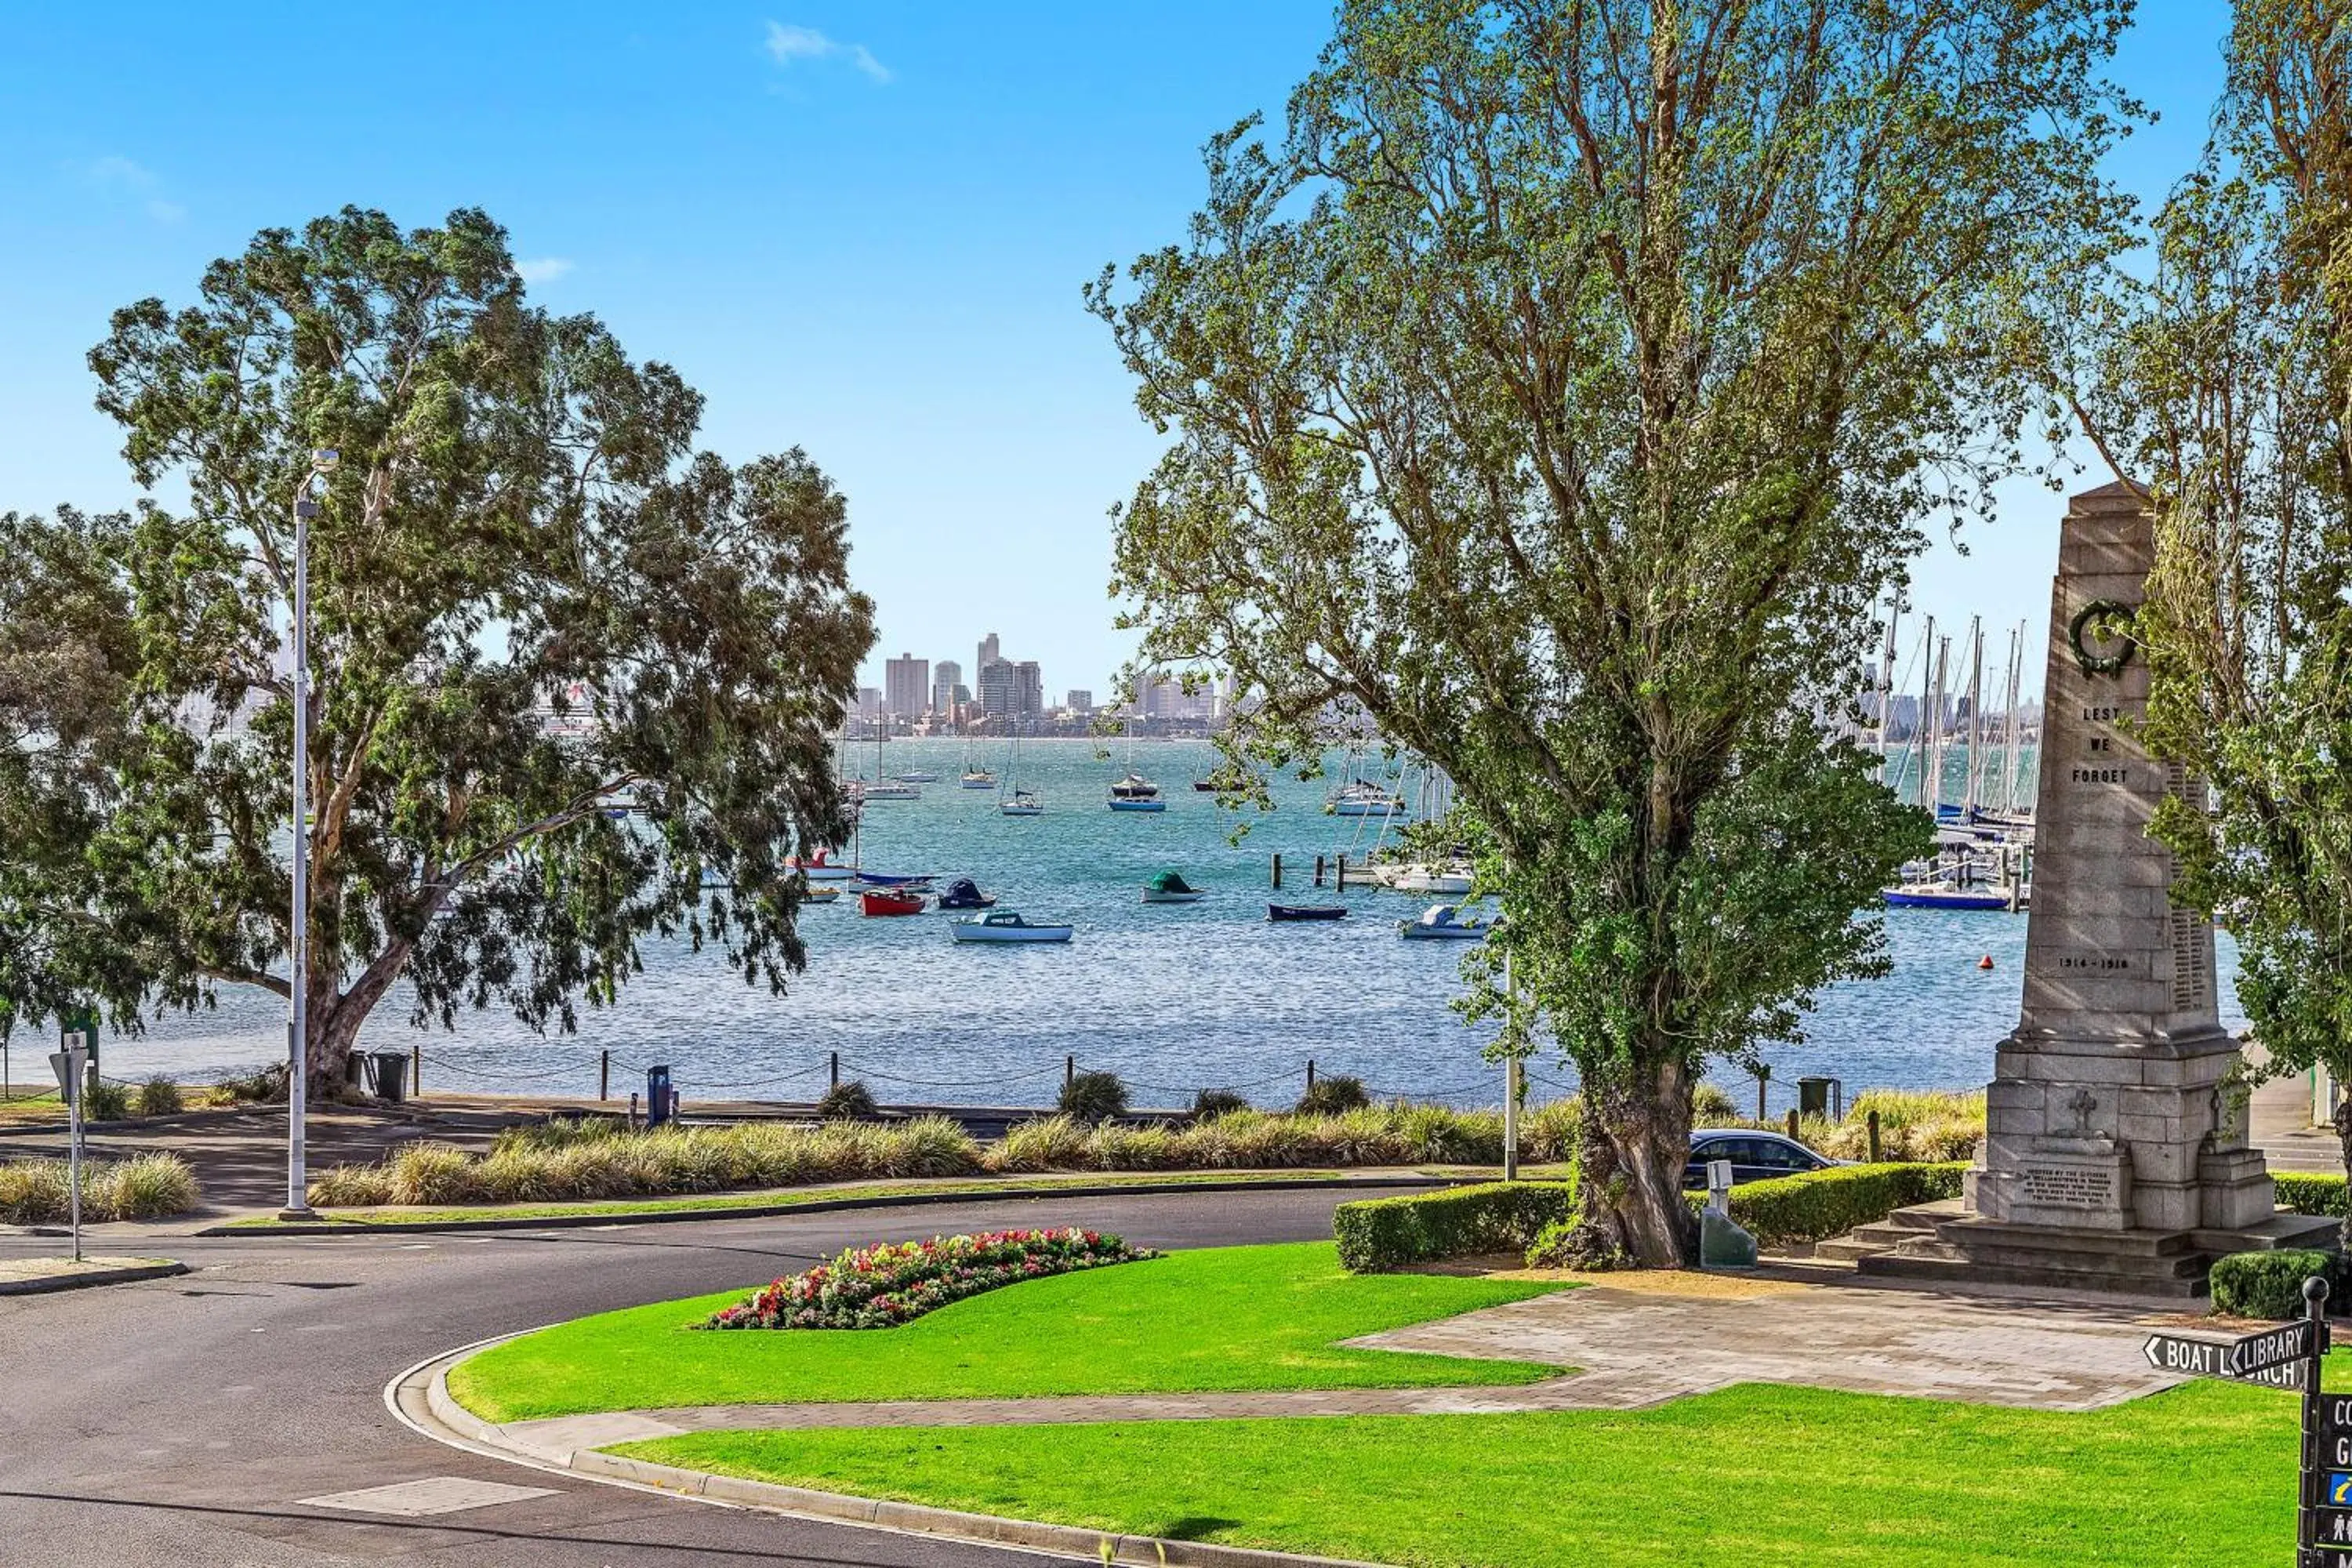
[34, 738, 2243, 1116]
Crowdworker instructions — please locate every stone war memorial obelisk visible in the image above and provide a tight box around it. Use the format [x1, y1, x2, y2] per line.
[1862, 481, 2332, 1295]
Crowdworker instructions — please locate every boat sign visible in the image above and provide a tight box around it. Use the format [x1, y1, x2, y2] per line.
[2142, 1321, 2314, 1386]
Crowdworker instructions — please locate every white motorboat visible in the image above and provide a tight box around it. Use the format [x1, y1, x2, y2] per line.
[950, 910, 1074, 944]
[852, 778, 921, 801]
[1398, 903, 1493, 940]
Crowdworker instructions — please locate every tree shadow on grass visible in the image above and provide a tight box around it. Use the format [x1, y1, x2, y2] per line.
[1159, 1515, 1244, 1541]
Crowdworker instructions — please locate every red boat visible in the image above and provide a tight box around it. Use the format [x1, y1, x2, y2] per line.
[859, 887, 927, 916]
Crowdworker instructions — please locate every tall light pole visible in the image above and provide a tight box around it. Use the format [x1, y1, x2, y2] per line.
[282, 447, 336, 1221]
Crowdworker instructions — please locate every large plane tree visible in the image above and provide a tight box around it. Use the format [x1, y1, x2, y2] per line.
[0, 207, 873, 1088]
[1094, 0, 2136, 1264]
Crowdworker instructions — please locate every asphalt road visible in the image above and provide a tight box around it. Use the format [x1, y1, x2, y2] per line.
[0, 1189, 1350, 1566]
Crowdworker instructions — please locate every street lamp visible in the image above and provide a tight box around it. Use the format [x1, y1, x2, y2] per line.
[282, 446, 336, 1221]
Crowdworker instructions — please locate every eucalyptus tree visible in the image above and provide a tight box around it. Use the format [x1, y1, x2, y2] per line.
[0, 207, 873, 1088]
[1092, 0, 2136, 1263]
[2091, 2, 2352, 1219]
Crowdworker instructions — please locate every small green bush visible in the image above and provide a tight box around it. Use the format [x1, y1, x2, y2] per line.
[2276, 1172, 2348, 1218]
[816, 1080, 880, 1120]
[82, 1078, 132, 1121]
[1058, 1070, 1130, 1123]
[1723, 1161, 1967, 1247]
[1693, 1083, 1739, 1123]
[216, 1063, 289, 1103]
[1334, 1181, 1577, 1272]
[135, 1076, 185, 1117]
[1191, 1088, 1251, 1121]
[1296, 1075, 1370, 1116]
[2210, 1249, 2337, 1321]
[1523, 1096, 1581, 1162]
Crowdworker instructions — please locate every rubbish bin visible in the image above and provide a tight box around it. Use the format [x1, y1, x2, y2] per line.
[1797, 1076, 1841, 1120]
[646, 1064, 674, 1129]
[370, 1051, 410, 1103]
[343, 1053, 371, 1091]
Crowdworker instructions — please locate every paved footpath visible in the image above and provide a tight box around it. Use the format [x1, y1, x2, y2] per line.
[488, 1269, 2194, 1465]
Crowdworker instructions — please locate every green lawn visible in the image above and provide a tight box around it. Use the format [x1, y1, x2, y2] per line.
[450, 1241, 1570, 1422]
[618, 1379, 2306, 1568]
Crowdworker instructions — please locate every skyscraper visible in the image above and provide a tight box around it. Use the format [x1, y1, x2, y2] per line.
[978, 632, 1000, 673]
[884, 653, 929, 718]
[977, 658, 1015, 719]
[1012, 661, 1044, 724]
[931, 659, 963, 717]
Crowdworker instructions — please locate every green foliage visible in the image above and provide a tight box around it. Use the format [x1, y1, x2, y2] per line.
[2090, 7, 2352, 1206]
[1333, 1181, 1577, 1272]
[134, 1076, 184, 1117]
[815, 1080, 879, 1121]
[2209, 1250, 2337, 1322]
[1724, 1163, 1968, 1247]
[216, 1063, 289, 1104]
[1191, 1087, 1252, 1121]
[2277, 1172, 2350, 1218]
[1058, 1070, 1131, 1123]
[2, 206, 873, 1086]
[81, 1077, 132, 1121]
[1294, 1075, 1369, 1116]
[1091, 0, 2132, 1265]
[1693, 1083, 1740, 1123]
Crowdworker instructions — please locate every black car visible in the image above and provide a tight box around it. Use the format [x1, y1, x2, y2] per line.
[1683, 1129, 1838, 1189]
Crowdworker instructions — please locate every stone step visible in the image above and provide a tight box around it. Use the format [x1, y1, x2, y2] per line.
[1932, 1217, 2201, 1258]
[1811, 1237, 1892, 1262]
[1879, 1201, 1961, 1232]
[1893, 1234, 2207, 1279]
[1859, 1248, 2210, 1298]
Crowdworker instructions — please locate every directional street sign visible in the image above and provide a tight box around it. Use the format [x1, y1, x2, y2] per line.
[48, 1047, 87, 1104]
[2143, 1322, 2315, 1388]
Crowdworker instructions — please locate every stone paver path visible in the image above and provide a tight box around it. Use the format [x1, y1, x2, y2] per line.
[492, 1279, 2195, 1461]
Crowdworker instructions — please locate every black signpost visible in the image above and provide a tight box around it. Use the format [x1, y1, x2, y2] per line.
[2147, 1276, 2344, 1566]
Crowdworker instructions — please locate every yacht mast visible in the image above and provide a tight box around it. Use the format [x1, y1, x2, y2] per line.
[1962, 616, 1984, 819]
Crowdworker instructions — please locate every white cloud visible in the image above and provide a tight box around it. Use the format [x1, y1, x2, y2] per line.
[764, 20, 891, 83]
[516, 256, 575, 284]
[71, 155, 185, 223]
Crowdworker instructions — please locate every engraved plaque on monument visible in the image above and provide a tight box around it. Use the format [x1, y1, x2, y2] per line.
[1965, 481, 2274, 1236]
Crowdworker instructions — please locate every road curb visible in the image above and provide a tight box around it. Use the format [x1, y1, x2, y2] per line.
[0, 1258, 188, 1295]
[392, 1340, 1393, 1568]
[200, 1173, 1461, 1236]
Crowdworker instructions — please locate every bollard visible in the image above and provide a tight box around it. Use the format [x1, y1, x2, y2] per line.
[1753, 1064, 1769, 1122]
[1306, 1058, 1317, 1094]
[829, 1051, 840, 1091]
[1065, 1054, 1076, 1091]
[630, 1091, 641, 1130]
[1272, 852, 1283, 889]
[600, 1050, 609, 1102]
[1336, 853, 1348, 891]
[1314, 853, 1325, 887]
[412, 1042, 422, 1096]
[1867, 1109, 1882, 1163]
[1784, 1108, 1801, 1142]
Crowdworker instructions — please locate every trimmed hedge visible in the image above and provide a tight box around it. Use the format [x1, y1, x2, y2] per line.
[2210, 1249, 2337, 1322]
[1724, 1161, 1969, 1247]
[2276, 1171, 2349, 1218]
[1334, 1181, 1577, 1272]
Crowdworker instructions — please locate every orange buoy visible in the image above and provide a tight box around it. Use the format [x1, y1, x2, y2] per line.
[1977, 954, 1994, 970]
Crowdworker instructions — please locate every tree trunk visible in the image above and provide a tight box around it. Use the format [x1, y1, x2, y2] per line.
[2332, 1091, 2352, 1254]
[1569, 1058, 1697, 1269]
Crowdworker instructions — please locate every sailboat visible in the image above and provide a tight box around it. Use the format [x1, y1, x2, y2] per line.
[957, 736, 996, 789]
[1109, 732, 1165, 811]
[1000, 730, 1044, 816]
[855, 721, 919, 799]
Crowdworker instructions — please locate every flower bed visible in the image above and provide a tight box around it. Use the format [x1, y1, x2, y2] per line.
[705, 1226, 1160, 1330]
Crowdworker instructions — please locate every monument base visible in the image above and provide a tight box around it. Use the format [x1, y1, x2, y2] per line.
[1857, 1207, 2336, 1298]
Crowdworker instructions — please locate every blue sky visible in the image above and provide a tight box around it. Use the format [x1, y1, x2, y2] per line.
[0, 2, 2234, 703]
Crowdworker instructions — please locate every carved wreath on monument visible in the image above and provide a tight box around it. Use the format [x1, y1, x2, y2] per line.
[2068, 599, 2136, 676]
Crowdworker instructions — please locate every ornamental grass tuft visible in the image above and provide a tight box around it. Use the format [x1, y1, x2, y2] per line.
[0, 1152, 200, 1222]
[705, 1226, 1158, 1330]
